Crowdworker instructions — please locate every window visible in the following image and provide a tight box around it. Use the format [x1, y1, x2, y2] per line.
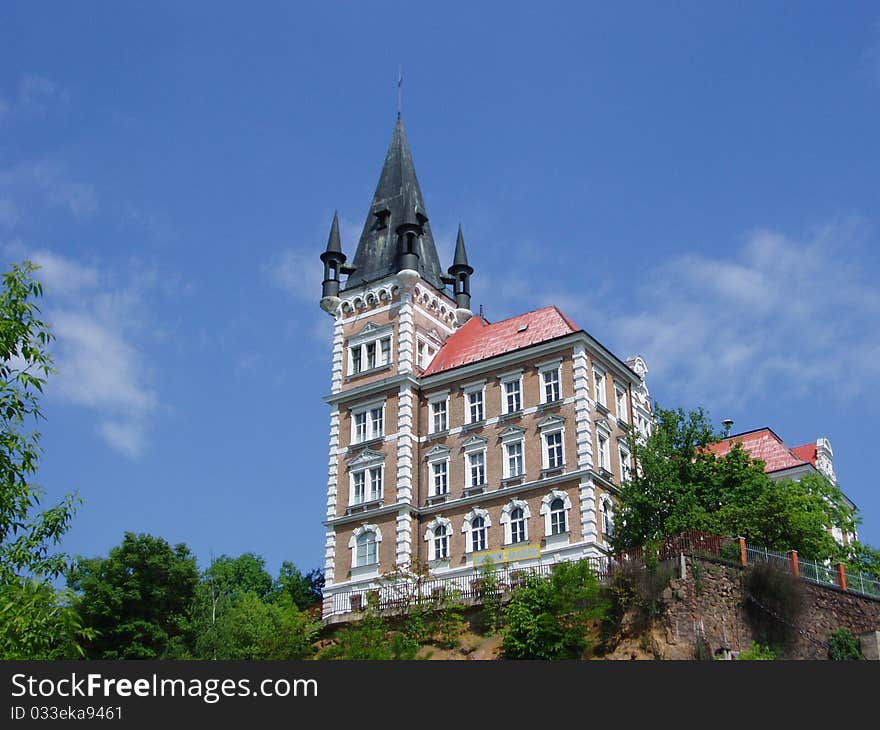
[351, 465, 382, 505]
[510, 508, 526, 544]
[430, 398, 448, 433]
[351, 402, 385, 443]
[433, 524, 449, 560]
[619, 444, 632, 482]
[602, 499, 615, 539]
[467, 389, 484, 423]
[594, 368, 607, 406]
[549, 498, 567, 535]
[542, 367, 561, 403]
[432, 460, 448, 496]
[468, 450, 486, 488]
[506, 441, 524, 478]
[417, 339, 437, 370]
[615, 383, 629, 422]
[348, 329, 393, 376]
[597, 432, 610, 472]
[426, 518, 452, 561]
[471, 516, 487, 552]
[504, 378, 522, 414]
[356, 531, 377, 566]
[545, 431, 564, 469]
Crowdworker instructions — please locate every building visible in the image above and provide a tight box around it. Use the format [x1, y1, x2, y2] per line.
[317, 116, 651, 618]
[707, 427, 857, 544]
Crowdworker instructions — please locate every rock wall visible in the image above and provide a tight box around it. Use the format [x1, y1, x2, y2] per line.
[658, 555, 880, 660]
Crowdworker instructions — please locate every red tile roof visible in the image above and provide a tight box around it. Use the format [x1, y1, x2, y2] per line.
[706, 428, 809, 473]
[422, 306, 581, 376]
[791, 443, 818, 467]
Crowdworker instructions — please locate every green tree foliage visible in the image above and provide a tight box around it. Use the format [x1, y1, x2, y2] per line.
[69, 532, 199, 659]
[0, 262, 79, 583]
[194, 591, 319, 660]
[844, 541, 880, 580]
[503, 560, 609, 660]
[274, 562, 324, 610]
[616, 405, 858, 561]
[321, 607, 420, 660]
[0, 579, 93, 659]
[736, 642, 777, 660]
[205, 552, 273, 599]
[828, 628, 863, 660]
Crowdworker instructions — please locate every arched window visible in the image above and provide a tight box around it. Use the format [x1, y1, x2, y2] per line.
[471, 516, 487, 552]
[510, 508, 526, 544]
[356, 531, 377, 566]
[550, 498, 567, 535]
[603, 499, 615, 539]
[434, 523, 449, 560]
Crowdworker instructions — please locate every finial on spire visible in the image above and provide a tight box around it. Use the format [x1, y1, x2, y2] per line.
[397, 66, 403, 118]
[448, 223, 474, 315]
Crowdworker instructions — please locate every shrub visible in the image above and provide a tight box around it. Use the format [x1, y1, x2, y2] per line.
[828, 628, 863, 661]
[737, 642, 777, 660]
[606, 559, 676, 636]
[743, 563, 805, 651]
[720, 541, 743, 564]
[502, 560, 608, 660]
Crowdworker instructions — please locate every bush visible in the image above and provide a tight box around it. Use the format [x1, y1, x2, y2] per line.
[321, 610, 419, 660]
[720, 541, 743, 564]
[737, 642, 777, 660]
[502, 560, 608, 660]
[828, 628, 863, 661]
[743, 563, 805, 651]
[606, 559, 676, 635]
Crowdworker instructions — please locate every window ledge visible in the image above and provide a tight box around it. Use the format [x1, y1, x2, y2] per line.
[500, 476, 524, 488]
[463, 484, 487, 497]
[348, 436, 384, 453]
[617, 417, 630, 429]
[544, 532, 571, 549]
[597, 467, 614, 481]
[350, 564, 380, 581]
[499, 410, 524, 423]
[536, 400, 563, 414]
[346, 498, 383, 515]
[541, 466, 566, 479]
[428, 558, 451, 572]
[595, 402, 610, 415]
[426, 493, 448, 506]
[426, 429, 450, 442]
[462, 420, 485, 432]
[344, 362, 394, 383]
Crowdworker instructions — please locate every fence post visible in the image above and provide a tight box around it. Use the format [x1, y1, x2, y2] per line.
[738, 537, 748, 567]
[788, 550, 800, 578]
[836, 563, 848, 591]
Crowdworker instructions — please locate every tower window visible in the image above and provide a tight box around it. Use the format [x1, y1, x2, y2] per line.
[351, 401, 386, 443]
[356, 531, 378, 566]
[347, 328, 394, 377]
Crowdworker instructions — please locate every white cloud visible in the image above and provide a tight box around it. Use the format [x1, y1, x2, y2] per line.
[607, 220, 880, 407]
[0, 160, 97, 219]
[30, 249, 99, 294]
[18, 73, 60, 112]
[98, 420, 148, 460]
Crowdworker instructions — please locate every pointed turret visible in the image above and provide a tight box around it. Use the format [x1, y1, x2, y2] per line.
[320, 211, 347, 309]
[343, 115, 445, 291]
[448, 224, 474, 312]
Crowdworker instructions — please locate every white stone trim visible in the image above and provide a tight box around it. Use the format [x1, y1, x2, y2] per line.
[396, 508, 413, 568]
[462, 507, 492, 553]
[349, 523, 382, 570]
[396, 383, 414, 506]
[579, 478, 598, 542]
[500, 499, 532, 544]
[425, 515, 453, 561]
[330, 316, 345, 394]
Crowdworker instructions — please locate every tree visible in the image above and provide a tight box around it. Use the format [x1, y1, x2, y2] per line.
[0, 261, 79, 583]
[274, 562, 323, 610]
[68, 532, 199, 659]
[205, 552, 273, 600]
[615, 405, 858, 561]
[502, 559, 609, 660]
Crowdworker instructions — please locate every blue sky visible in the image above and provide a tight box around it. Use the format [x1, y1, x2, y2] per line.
[2, 2, 879, 576]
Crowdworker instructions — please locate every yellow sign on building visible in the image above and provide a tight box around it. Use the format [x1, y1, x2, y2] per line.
[472, 544, 541, 566]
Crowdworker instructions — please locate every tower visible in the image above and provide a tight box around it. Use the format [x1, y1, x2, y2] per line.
[318, 115, 648, 620]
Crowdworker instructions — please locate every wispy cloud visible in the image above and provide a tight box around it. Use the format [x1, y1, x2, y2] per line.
[608, 219, 880, 407]
[0, 160, 97, 219]
[0, 73, 67, 122]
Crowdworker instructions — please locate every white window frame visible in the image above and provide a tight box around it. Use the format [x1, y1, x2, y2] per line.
[416, 334, 440, 371]
[462, 436, 488, 490]
[596, 424, 611, 473]
[462, 508, 492, 554]
[593, 367, 607, 407]
[615, 381, 629, 422]
[425, 517, 453, 562]
[538, 415, 566, 471]
[538, 360, 563, 404]
[504, 440, 524, 479]
[463, 382, 486, 424]
[348, 449, 385, 506]
[427, 390, 450, 434]
[500, 372, 523, 415]
[601, 498, 615, 541]
[350, 399, 386, 444]
[349, 524, 382, 568]
[425, 445, 451, 498]
[618, 441, 632, 483]
[347, 324, 394, 377]
[500, 499, 531, 545]
[431, 459, 449, 496]
[540, 489, 572, 537]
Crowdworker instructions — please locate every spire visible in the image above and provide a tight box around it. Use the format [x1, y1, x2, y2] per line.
[343, 116, 445, 291]
[322, 210, 343, 258]
[448, 223, 474, 312]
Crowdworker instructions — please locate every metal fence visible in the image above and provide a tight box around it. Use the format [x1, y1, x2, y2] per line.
[745, 545, 793, 574]
[847, 569, 880, 599]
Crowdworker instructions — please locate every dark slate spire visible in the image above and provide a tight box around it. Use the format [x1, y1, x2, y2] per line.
[343, 115, 445, 291]
[448, 224, 474, 311]
[320, 211, 347, 302]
